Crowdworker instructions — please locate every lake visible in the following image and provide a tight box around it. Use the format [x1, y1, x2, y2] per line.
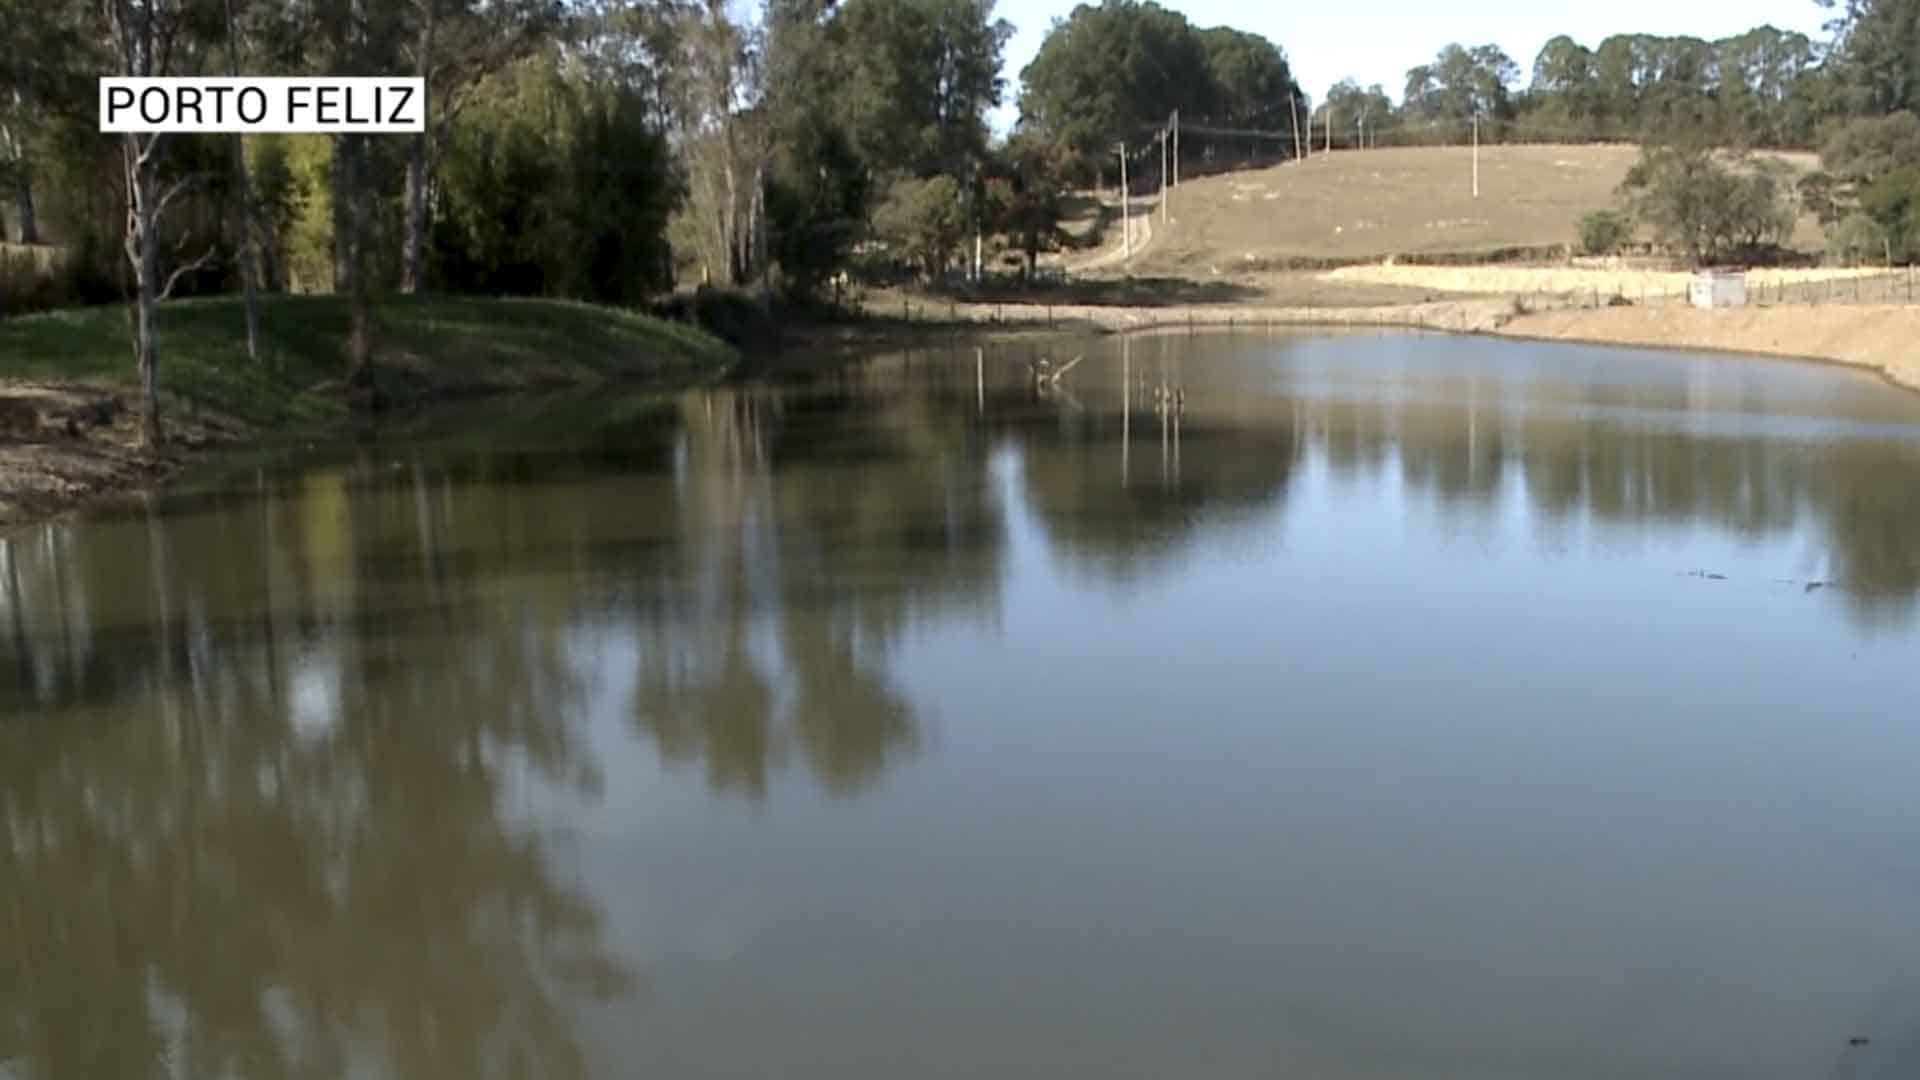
[5, 330, 1920, 1079]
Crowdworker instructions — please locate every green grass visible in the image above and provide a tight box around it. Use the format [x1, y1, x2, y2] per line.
[0, 293, 734, 427]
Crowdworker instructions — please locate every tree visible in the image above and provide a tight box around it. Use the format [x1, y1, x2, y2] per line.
[1, 4, 72, 243]
[432, 47, 677, 304]
[1577, 209, 1632, 254]
[1618, 144, 1794, 264]
[1799, 111, 1920, 241]
[1824, 0, 1920, 115]
[100, 0, 221, 449]
[1403, 44, 1518, 135]
[314, 0, 404, 400]
[1528, 35, 1599, 136]
[658, 0, 763, 287]
[1017, 0, 1216, 167]
[995, 129, 1068, 275]
[219, 0, 261, 362]
[872, 174, 966, 279]
[764, 110, 867, 298]
[1858, 166, 1920, 261]
[1820, 111, 1920, 187]
[759, 0, 866, 298]
[1319, 79, 1394, 145]
[1197, 26, 1303, 127]
[825, 0, 1012, 180]
[397, 0, 558, 294]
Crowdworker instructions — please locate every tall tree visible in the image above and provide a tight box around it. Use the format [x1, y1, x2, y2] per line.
[1403, 43, 1518, 133]
[1197, 26, 1303, 128]
[1017, 0, 1216, 166]
[221, 0, 260, 363]
[658, 0, 762, 287]
[100, 0, 218, 448]
[1825, 0, 1920, 115]
[0, 0, 90, 244]
[397, 0, 558, 294]
[824, 0, 1012, 178]
[1319, 79, 1394, 144]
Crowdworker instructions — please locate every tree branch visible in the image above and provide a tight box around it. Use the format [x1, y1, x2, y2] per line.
[154, 171, 210, 219]
[134, 132, 168, 172]
[157, 245, 216, 302]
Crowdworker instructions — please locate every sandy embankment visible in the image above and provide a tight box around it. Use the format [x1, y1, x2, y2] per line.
[1324, 263, 1895, 297]
[933, 291, 1920, 395]
[1497, 305, 1920, 393]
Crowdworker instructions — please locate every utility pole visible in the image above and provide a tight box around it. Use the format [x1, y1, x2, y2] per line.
[1291, 94, 1304, 160]
[1326, 105, 1333, 155]
[1160, 129, 1168, 225]
[1172, 110, 1180, 188]
[1472, 113, 1480, 199]
[1117, 142, 1130, 261]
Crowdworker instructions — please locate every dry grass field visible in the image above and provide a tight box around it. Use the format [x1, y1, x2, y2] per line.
[1106, 143, 1825, 276]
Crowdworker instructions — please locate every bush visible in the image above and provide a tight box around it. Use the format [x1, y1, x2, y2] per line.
[1828, 212, 1889, 265]
[871, 175, 968, 281]
[1577, 210, 1631, 255]
[1858, 166, 1920, 264]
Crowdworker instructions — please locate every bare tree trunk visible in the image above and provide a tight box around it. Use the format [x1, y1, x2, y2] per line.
[344, 134, 373, 401]
[400, 0, 435, 293]
[124, 139, 163, 448]
[224, 0, 261, 363]
[400, 134, 429, 293]
[0, 119, 37, 244]
[721, 131, 739, 284]
[330, 137, 351, 292]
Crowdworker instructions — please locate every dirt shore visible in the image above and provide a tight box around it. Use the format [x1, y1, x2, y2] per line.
[0, 381, 247, 527]
[1498, 304, 1920, 393]
[876, 294, 1920, 395]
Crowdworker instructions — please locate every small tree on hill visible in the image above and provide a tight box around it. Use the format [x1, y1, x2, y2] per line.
[1618, 144, 1794, 265]
[1577, 210, 1631, 255]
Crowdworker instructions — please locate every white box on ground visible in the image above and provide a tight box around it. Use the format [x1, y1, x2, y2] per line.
[1689, 269, 1747, 309]
[99, 77, 425, 134]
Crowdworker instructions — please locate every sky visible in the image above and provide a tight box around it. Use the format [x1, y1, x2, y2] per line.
[987, 0, 1833, 133]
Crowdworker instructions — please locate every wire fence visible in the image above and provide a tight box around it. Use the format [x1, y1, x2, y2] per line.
[1536, 268, 1920, 310]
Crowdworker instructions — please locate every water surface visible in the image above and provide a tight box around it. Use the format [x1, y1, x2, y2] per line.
[6, 331, 1920, 1079]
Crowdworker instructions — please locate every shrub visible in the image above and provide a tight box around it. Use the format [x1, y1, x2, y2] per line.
[1828, 212, 1889, 265]
[1577, 210, 1631, 255]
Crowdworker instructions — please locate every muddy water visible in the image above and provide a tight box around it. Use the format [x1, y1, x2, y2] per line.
[5, 331, 1920, 1080]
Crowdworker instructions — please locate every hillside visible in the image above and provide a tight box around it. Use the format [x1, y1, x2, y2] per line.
[1090, 144, 1822, 277]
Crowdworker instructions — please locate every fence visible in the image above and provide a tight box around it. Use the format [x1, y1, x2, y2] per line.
[866, 264, 1920, 339]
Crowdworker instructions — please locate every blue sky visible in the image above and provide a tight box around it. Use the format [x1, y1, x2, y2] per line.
[987, 0, 1833, 132]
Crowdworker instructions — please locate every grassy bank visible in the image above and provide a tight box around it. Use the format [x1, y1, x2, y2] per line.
[0, 293, 734, 427]
[0, 294, 733, 525]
